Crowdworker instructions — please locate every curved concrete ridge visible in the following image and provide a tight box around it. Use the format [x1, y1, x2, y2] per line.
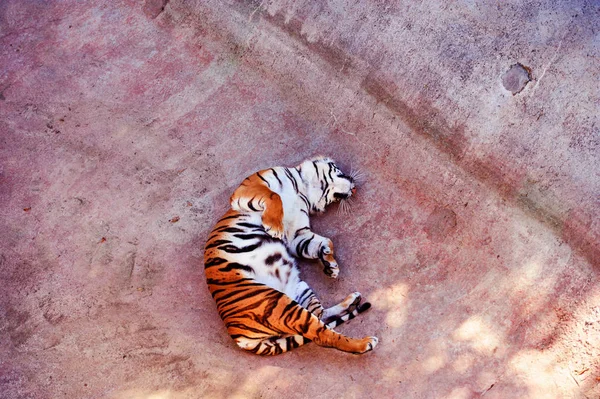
[221, 0, 600, 267]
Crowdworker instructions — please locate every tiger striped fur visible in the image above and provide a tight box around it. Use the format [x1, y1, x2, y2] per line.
[204, 156, 378, 355]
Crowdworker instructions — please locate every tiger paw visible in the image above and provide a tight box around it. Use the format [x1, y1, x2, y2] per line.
[262, 215, 284, 240]
[364, 337, 378, 353]
[353, 336, 378, 354]
[264, 223, 284, 240]
[323, 261, 340, 278]
[319, 241, 339, 278]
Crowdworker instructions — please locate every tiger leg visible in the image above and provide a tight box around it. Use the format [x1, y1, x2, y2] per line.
[230, 174, 284, 239]
[227, 286, 377, 355]
[235, 318, 377, 356]
[272, 290, 377, 354]
[239, 296, 373, 356]
[294, 281, 325, 318]
[289, 231, 339, 278]
[236, 334, 311, 356]
[322, 292, 372, 329]
[294, 284, 371, 327]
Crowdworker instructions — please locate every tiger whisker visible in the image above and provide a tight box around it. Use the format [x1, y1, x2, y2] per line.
[350, 167, 365, 183]
[337, 198, 346, 216]
[337, 197, 353, 216]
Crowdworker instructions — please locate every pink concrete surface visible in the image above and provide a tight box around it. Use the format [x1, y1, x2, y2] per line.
[1, 1, 599, 398]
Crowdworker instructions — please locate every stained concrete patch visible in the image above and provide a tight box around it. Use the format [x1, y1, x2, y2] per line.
[423, 206, 457, 242]
[502, 63, 532, 95]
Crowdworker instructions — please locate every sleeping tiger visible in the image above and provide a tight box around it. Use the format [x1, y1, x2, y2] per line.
[204, 156, 378, 355]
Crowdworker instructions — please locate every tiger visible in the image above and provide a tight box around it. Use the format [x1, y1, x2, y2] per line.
[203, 156, 378, 355]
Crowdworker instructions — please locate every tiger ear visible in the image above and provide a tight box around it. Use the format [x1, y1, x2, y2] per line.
[297, 159, 314, 180]
[230, 173, 264, 206]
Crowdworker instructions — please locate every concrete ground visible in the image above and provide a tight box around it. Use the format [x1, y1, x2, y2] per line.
[1, 1, 599, 398]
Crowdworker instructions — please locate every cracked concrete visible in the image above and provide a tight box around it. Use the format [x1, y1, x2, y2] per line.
[1, 1, 599, 398]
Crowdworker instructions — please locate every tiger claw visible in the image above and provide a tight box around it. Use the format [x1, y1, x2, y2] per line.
[365, 337, 378, 352]
[324, 262, 339, 278]
[264, 225, 284, 240]
[352, 336, 378, 355]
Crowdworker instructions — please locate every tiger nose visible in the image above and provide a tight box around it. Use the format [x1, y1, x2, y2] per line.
[351, 187, 356, 195]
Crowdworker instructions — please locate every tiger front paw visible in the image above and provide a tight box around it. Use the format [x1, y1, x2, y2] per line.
[319, 241, 339, 278]
[262, 217, 284, 240]
[323, 260, 339, 278]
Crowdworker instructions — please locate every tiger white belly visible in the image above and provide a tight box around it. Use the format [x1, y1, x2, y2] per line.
[230, 213, 301, 298]
[246, 241, 300, 298]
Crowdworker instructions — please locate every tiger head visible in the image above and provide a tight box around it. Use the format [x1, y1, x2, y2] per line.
[298, 156, 356, 213]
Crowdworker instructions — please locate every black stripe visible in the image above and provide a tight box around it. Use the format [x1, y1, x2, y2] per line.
[321, 177, 329, 196]
[299, 234, 314, 256]
[256, 172, 270, 187]
[327, 162, 335, 182]
[208, 230, 241, 241]
[233, 233, 268, 240]
[225, 321, 274, 336]
[218, 262, 254, 273]
[282, 302, 301, 325]
[285, 337, 292, 352]
[295, 239, 304, 257]
[230, 334, 258, 340]
[217, 226, 244, 233]
[237, 222, 262, 229]
[205, 239, 231, 249]
[262, 294, 280, 320]
[296, 287, 311, 304]
[272, 341, 283, 355]
[247, 198, 258, 211]
[207, 232, 221, 242]
[217, 287, 258, 301]
[265, 252, 282, 265]
[270, 168, 282, 186]
[218, 214, 242, 222]
[294, 227, 310, 238]
[205, 257, 228, 268]
[312, 161, 320, 178]
[284, 168, 299, 193]
[299, 311, 312, 334]
[298, 193, 310, 209]
[218, 242, 263, 253]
